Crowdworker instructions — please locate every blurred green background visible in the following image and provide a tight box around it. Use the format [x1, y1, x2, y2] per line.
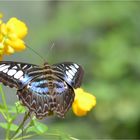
[0, 1, 140, 139]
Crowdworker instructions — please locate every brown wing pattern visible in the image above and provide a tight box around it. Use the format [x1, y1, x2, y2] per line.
[17, 76, 75, 119]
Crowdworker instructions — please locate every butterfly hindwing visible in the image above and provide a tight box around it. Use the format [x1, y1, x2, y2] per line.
[17, 78, 75, 119]
[0, 61, 40, 89]
[52, 62, 84, 88]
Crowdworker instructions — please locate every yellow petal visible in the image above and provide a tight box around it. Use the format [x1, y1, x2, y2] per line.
[72, 88, 96, 116]
[5, 45, 15, 55]
[0, 43, 4, 55]
[6, 17, 28, 39]
[0, 15, 27, 58]
[77, 93, 96, 111]
[72, 101, 88, 116]
[0, 23, 7, 36]
[8, 33, 18, 41]
[8, 39, 26, 51]
[0, 34, 3, 42]
[0, 43, 4, 49]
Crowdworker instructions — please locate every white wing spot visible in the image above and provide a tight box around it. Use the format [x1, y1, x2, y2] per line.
[13, 66, 18, 69]
[14, 70, 23, 79]
[74, 64, 79, 69]
[66, 71, 73, 79]
[0, 64, 5, 68]
[3, 69, 8, 73]
[66, 67, 69, 70]
[0, 65, 10, 71]
[70, 66, 77, 73]
[68, 69, 75, 76]
[8, 69, 17, 76]
[19, 76, 24, 81]
[17, 64, 21, 67]
[22, 65, 27, 69]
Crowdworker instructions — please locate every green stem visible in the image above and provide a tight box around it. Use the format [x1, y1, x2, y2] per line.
[10, 112, 30, 140]
[0, 85, 11, 139]
[15, 134, 37, 140]
[0, 108, 7, 119]
[0, 85, 9, 118]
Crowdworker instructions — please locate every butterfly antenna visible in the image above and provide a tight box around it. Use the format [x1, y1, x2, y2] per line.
[40, 42, 55, 62]
[51, 42, 55, 51]
[46, 42, 55, 59]
[26, 44, 46, 62]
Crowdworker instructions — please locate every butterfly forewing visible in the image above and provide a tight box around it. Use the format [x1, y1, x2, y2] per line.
[52, 62, 84, 88]
[0, 61, 40, 89]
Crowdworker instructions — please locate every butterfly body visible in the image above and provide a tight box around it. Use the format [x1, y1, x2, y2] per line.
[0, 61, 84, 119]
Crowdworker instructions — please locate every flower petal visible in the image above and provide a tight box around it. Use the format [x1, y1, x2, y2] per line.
[5, 45, 15, 55]
[72, 88, 96, 116]
[6, 17, 28, 39]
[0, 15, 28, 60]
[7, 39, 26, 51]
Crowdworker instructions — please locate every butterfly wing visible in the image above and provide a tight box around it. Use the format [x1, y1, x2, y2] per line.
[0, 61, 41, 89]
[17, 77, 75, 119]
[0, 61, 84, 119]
[52, 62, 84, 88]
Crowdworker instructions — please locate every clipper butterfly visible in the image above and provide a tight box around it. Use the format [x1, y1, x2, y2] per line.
[0, 61, 84, 119]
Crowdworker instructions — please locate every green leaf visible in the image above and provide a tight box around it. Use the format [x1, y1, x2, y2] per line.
[15, 102, 26, 113]
[0, 122, 20, 132]
[27, 120, 48, 134]
[8, 102, 26, 114]
[0, 104, 6, 112]
[26, 126, 38, 134]
[0, 104, 5, 109]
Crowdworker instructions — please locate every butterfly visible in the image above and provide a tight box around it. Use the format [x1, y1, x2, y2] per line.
[0, 61, 84, 119]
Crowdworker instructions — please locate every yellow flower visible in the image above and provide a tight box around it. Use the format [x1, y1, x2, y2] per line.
[72, 88, 96, 116]
[0, 15, 28, 60]
[6, 17, 27, 39]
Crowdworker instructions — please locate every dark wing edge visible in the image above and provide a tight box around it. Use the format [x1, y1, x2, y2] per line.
[52, 62, 84, 88]
[0, 61, 39, 89]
